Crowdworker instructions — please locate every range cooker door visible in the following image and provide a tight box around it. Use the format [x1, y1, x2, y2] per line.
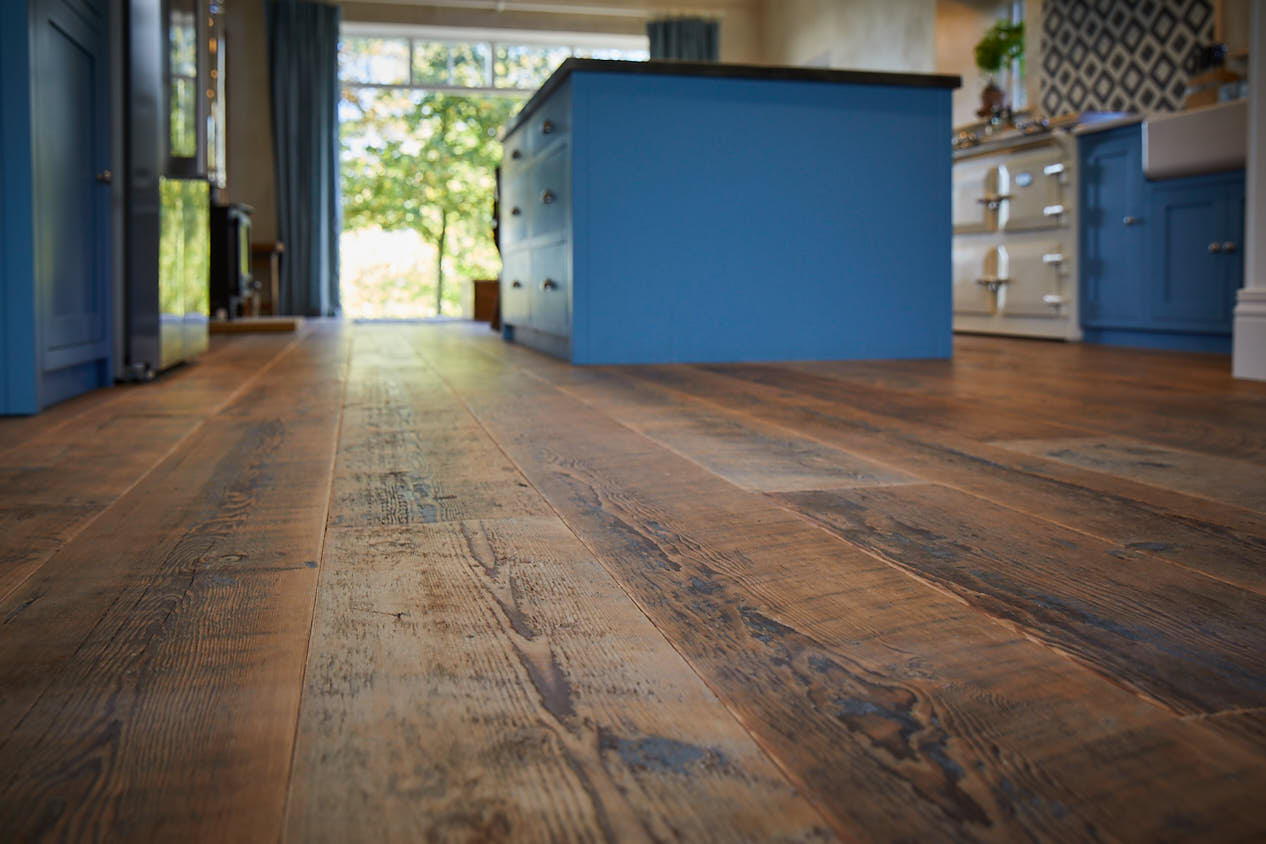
[953, 158, 1001, 234]
[1001, 149, 1069, 232]
[953, 241, 999, 315]
[1000, 241, 1068, 318]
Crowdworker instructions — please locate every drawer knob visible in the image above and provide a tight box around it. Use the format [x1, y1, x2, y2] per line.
[1122, 216, 1138, 225]
[511, 280, 522, 288]
[542, 119, 555, 135]
[541, 278, 558, 291]
[541, 189, 556, 205]
[511, 206, 521, 216]
[1209, 242, 1222, 253]
[511, 149, 522, 160]
[1223, 241, 1237, 253]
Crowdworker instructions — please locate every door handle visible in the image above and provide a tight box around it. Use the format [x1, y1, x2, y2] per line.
[511, 280, 522, 288]
[1122, 216, 1138, 226]
[1209, 242, 1222, 253]
[541, 279, 558, 291]
[96, 170, 112, 185]
[1222, 242, 1237, 253]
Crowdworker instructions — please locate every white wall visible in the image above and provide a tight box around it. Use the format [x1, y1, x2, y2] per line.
[758, 0, 937, 72]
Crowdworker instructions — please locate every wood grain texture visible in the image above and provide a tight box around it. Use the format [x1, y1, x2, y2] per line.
[777, 483, 1266, 715]
[0, 325, 347, 841]
[0, 333, 304, 602]
[994, 437, 1266, 513]
[619, 360, 1266, 596]
[411, 326, 1266, 843]
[287, 520, 831, 843]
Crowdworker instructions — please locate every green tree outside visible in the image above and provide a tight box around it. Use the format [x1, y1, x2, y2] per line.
[340, 85, 518, 317]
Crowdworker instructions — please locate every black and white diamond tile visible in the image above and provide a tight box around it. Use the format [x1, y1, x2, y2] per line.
[1039, 0, 1215, 115]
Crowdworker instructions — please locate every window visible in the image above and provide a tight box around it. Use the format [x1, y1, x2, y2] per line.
[336, 28, 647, 319]
[338, 31, 649, 93]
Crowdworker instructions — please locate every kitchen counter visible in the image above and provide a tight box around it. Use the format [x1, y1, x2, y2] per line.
[505, 58, 960, 138]
[498, 59, 960, 364]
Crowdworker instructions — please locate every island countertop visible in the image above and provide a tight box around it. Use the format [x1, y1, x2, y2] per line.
[505, 58, 961, 137]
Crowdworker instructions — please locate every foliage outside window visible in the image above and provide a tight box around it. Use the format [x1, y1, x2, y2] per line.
[339, 34, 647, 318]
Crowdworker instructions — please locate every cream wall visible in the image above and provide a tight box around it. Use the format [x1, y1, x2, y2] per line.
[934, 0, 1011, 128]
[757, 0, 936, 72]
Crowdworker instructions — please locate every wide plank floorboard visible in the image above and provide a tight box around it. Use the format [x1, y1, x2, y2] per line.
[2, 322, 1265, 841]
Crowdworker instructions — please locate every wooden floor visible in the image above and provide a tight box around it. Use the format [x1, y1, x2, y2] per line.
[2, 321, 1266, 842]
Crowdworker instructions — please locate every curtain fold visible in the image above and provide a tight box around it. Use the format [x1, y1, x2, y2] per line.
[267, 0, 341, 316]
[647, 17, 720, 62]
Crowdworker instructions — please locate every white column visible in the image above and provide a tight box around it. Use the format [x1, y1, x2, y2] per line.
[1233, 1, 1266, 380]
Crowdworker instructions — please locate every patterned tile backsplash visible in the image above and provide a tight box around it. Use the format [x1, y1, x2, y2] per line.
[1039, 0, 1216, 116]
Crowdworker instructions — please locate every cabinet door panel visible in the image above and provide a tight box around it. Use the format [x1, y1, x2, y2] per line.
[532, 242, 570, 337]
[499, 166, 530, 247]
[529, 145, 568, 242]
[1079, 136, 1145, 326]
[1147, 182, 1231, 331]
[500, 249, 531, 324]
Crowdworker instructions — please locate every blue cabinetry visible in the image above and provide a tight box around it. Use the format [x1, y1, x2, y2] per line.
[1078, 124, 1245, 353]
[498, 60, 958, 365]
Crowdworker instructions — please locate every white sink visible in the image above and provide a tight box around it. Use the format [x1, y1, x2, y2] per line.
[1143, 99, 1247, 179]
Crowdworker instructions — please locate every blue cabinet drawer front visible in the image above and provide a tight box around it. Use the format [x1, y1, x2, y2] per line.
[531, 241, 570, 336]
[529, 145, 569, 241]
[500, 249, 531, 324]
[525, 86, 570, 155]
[500, 172, 530, 246]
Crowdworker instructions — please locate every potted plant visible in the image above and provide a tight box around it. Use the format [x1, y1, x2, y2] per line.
[974, 19, 1025, 122]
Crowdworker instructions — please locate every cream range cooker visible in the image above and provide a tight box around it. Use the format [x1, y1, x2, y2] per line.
[952, 129, 1081, 341]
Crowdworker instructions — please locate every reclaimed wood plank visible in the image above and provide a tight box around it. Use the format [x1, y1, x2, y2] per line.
[993, 437, 1266, 513]
[410, 325, 1266, 843]
[621, 361, 1266, 596]
[776, 483, 1266, 715]
[0, 333, 308, 603]
[286, 519, 832, 843]
[0, 325, 347, 841]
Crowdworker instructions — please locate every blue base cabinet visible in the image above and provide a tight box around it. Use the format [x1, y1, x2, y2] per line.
[1079, 124, 1244, 353]
[499, 60, 958, 365]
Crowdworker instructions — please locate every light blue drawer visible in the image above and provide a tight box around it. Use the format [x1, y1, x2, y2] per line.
[500, 248, 531, 324]
[531, 241, 570, 336]
[530, 145, 569, 241]
[499, 168, 530, 247]
[525, 85, 570, 155]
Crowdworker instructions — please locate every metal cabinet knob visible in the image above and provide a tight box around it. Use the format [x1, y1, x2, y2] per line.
[1223, 242, 1237, 253]
[96, 169, 112, 184]
[541, 189, 555, 205]
[542, 119, 555, 135]
[1209, 242, 1222, 253]
[511, 206, 521, 216]
[541, 279, 557, 291]
[1122, 216, 1137, 225]
[511, 280, 522, 288]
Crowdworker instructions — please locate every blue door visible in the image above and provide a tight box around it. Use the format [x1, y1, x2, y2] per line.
[31, 0, 112, 406]
[1146, 180, 1229, 331]
[1079, 131, 1146, 327]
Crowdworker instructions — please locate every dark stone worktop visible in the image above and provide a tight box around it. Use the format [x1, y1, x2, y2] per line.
[504, 58, 961, 137]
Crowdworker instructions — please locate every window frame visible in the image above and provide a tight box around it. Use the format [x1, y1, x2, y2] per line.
[338, 23, 649, 95]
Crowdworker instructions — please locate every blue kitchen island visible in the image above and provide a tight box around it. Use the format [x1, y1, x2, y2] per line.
[498, 59, 960, 364]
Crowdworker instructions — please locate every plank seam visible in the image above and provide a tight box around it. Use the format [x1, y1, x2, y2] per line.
[279, 329, 353, 844]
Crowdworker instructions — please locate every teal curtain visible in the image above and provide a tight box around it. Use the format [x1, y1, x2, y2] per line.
[647, 18, 720, 61]
[267, 0, 341, 316]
